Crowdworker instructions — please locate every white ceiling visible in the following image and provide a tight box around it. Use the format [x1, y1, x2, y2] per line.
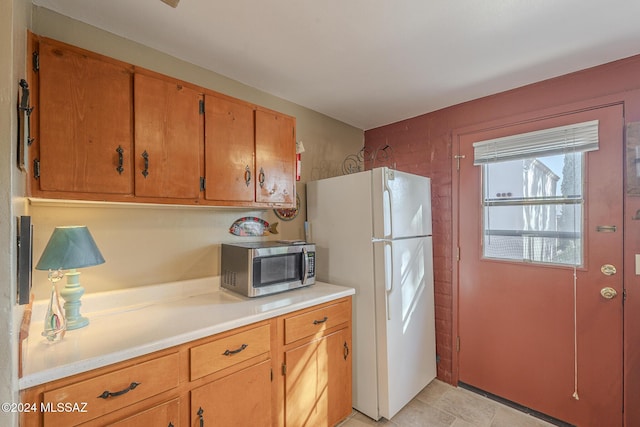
[32, 0, 640, 130]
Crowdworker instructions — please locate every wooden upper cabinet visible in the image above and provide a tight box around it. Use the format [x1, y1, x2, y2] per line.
[134, 73, 203, 199]
[32, 34, 296, 207]
[203, 93, 254, 202]
[255, 109, 296, 206]
[37, 39, 134, 194]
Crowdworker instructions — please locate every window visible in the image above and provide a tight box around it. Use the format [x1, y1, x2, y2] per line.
[474, 120, 597, 266]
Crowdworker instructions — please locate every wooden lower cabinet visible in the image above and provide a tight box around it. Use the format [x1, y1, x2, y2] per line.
[191, 360, 272, 427]
[108, 398, 180, 427]
[277, 297, 353, 427]
[284, 328, 352, 427]
[20, 298, 352, 427]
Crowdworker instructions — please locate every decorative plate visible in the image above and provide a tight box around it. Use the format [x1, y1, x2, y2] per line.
[274, 194, 300, 221]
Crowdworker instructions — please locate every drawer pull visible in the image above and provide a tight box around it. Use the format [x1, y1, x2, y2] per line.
[313, 316, 328, 325]
[97, 381, 141, 399]
[222, 343, 248, 356]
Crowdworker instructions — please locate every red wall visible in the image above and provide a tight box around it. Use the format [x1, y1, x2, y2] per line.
[365, 53, 640, 426]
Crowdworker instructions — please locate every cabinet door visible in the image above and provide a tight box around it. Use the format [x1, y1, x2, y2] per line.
[285, 328, 352, 427]
[134, 73, 202, 199]
[255, 109, 296, 205]
[191, 360, 272, 427]
[203, 94, 254, 202]
[38, 40, 133, 194]
[108, 398, 180, 427]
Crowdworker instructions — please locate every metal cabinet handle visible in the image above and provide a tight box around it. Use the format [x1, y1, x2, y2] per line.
[244, 165, 252, 187]
[258, 167, 265, 188]
[343, 341, 349, 360]
[97, 382, 140, 399]
[223, 343, 248, 356]
[141, 150, 149, 178]
[116, 146, 124, 175]
[313, 316, 328, 325]
[197, 406, 205, 427]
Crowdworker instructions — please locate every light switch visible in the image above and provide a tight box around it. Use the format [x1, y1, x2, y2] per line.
[636, 254, 640, 275]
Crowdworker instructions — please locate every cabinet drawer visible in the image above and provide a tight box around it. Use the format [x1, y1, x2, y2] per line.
[284, 299, 350, 344]
[43, 353, 179, 426]
[190, 324, 270, 381]
[108, 397, 180, 427]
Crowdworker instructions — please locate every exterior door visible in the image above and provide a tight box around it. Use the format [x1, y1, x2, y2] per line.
[456, 104, 623, 426]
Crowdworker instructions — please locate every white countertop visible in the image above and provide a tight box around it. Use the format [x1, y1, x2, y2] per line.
[19, 277, 355, 390]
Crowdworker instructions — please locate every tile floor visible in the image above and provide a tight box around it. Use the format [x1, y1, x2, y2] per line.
[338, 380, 556, 427]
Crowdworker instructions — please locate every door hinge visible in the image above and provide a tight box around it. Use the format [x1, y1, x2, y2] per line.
[270, 367, 273, 382]
[623, 288, 627, 303]
[32, 51, 39, 72]
[454, 154, 465, 170]
[33, 158, 40, 179]
[199, 99, 204, 115]
[456, 336, 460, 352]
[200, 177, 205, 191]
[456, 246, 460, 262]
[281, 362, 287, 376]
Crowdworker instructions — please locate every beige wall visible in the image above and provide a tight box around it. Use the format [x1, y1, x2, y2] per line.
[29, 6, 363, 300]
[1, 0, 30, 426]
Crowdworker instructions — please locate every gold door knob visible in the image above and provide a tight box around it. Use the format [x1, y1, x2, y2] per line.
[600, 287, 618, 299]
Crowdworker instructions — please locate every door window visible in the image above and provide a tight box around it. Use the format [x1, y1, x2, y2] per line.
[473, 120, 597, 266]
[482, 153, 583, 265]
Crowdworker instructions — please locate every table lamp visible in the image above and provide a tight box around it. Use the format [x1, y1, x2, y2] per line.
[35, 226, 105, 330]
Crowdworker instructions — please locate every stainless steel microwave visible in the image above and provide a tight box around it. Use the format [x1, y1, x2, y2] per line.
[221, 241, 316, 297]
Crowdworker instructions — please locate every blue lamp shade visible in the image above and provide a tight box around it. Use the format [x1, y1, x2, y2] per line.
[36, 226, 105, 271]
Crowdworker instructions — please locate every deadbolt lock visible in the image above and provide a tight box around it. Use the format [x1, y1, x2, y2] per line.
[600, 287, 618, 300]
[601, 264, 617, 276]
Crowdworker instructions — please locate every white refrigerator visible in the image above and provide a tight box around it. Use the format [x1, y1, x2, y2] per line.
[307, 167, 436, 421]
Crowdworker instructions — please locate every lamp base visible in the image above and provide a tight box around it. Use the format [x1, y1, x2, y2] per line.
[60, 269, 89, 330]
[65, 315, 89, 330]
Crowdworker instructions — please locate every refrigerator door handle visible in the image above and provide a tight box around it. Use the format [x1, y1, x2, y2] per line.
[383, 170, 393, 238]
[384, 241, 393, 320]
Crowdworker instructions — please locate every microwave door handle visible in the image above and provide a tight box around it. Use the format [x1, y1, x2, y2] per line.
[301, 247, 309, 284]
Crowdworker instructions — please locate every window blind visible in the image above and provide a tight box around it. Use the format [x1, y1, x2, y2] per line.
[473, 120, 599, 165]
